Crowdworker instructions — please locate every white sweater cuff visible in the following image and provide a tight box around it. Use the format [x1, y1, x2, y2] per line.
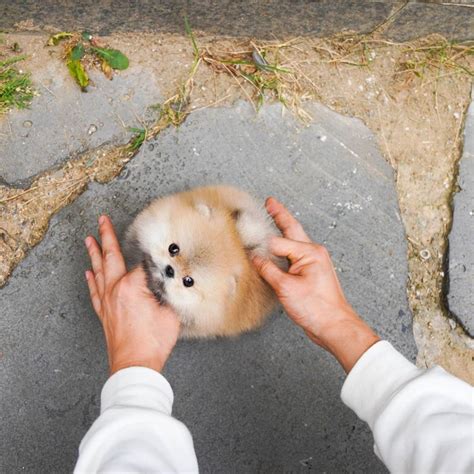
[101, 367, 174, 415]
[341, 341, 421, 428]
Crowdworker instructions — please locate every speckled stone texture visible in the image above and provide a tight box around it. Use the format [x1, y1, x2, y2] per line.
[0, 64, 162, 185]
[0, 1, 392, 36]
[447, 96, 474, 335]
[0, 102, 415, 473]
[1, 0, 472, 40]
[386, 1, 474, 41]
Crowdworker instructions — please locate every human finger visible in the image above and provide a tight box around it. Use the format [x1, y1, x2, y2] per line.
[98, 215, 127, 286]
[252, 255, 289, 293]
[269, 236, 314, 263]
[265, 197, 311, 243]
[85, 236, 105, 296]
[85, 270, 102, 320]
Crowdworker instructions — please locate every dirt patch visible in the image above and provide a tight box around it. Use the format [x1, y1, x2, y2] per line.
[1, 31, 473, 382]
[0, 143, 133, 286]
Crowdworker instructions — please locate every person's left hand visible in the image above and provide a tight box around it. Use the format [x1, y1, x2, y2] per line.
[85, 215, 180, 375]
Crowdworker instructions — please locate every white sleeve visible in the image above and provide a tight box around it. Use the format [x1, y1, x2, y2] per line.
[74, 367, 199, 473]
[341, 340, 474, 473]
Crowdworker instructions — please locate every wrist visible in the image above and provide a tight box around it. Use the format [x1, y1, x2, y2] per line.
[305, 309, 380, 373]
[109, 355, 168, 375]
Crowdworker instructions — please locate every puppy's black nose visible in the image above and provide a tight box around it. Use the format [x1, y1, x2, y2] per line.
[165, 265, 175, 278]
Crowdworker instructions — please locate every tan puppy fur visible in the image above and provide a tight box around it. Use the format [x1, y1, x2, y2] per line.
[125, 186, 280, 338]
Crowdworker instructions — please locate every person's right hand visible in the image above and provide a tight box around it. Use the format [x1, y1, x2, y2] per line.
[85, 215, 180, 375]
[253, 197, 380, 373]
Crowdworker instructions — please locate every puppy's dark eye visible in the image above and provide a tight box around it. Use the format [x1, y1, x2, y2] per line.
[168, 243, 180, 256]
[183, 276, 194, 287]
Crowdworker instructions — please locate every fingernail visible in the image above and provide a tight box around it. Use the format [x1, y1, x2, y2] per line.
[84, 237, 91, 248]
[266, 197, 276, 212]
[85, 270, 90, 280]
[99, 215, 106, 225]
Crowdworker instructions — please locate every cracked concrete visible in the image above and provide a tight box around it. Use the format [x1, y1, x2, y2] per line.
[0, 3, 473, 471]
[0, 102, 415, 472]
[0, 35, 162, 184]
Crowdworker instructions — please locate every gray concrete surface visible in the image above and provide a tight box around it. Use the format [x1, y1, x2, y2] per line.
[0, 101, 415, 473]
[1, 0, 473, 41]
[448, 96, 474, 336]
[386, 1, 474, 41]
[0, 61, 162, 185]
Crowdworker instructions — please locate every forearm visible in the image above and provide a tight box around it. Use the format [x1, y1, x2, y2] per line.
[341, 341, 474, 473]
[74, 367, 198, 473]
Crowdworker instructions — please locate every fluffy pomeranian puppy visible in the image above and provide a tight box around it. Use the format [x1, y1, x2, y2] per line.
[125, 185, 280, 338]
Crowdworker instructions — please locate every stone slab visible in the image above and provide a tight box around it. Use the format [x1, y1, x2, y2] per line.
[0, 102, 415, 473]
[0, 55, 162, 184]
[386, 2, 474, 41]
[447, 96, 474, 335]
[0, 1, 394, 38]
[2, 1, 472, 41]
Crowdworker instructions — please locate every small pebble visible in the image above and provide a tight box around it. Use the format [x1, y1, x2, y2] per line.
[420, 249, 431, 260]
[88, 124, 98, 135]
[148, 143, 155, 151]
[23, 120, 33, 128]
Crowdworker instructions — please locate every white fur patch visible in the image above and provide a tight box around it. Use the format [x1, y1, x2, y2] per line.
[195, 202, 212, 218]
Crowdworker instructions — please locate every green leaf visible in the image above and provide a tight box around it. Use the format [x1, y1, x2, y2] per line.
[67, 58, 89, 90]
[70, 43, 85, 61]
[47, 32, 73, 46]
[91, 47, 129, 70]
[82, 31, 93, 42]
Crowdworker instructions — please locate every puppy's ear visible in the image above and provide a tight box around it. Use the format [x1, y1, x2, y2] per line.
[195, 203, 212, 218]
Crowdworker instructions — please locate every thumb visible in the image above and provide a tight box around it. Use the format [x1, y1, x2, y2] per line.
[128, 265, 148, 287]
[128, 266, 158, 300]
[252, 256, 287, 292]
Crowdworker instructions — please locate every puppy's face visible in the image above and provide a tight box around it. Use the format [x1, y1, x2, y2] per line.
[130, 197, 244, 324]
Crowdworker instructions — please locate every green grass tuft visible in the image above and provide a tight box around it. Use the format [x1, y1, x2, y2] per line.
[0, 55, 34, 113]
[128, 127, 146, 151]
